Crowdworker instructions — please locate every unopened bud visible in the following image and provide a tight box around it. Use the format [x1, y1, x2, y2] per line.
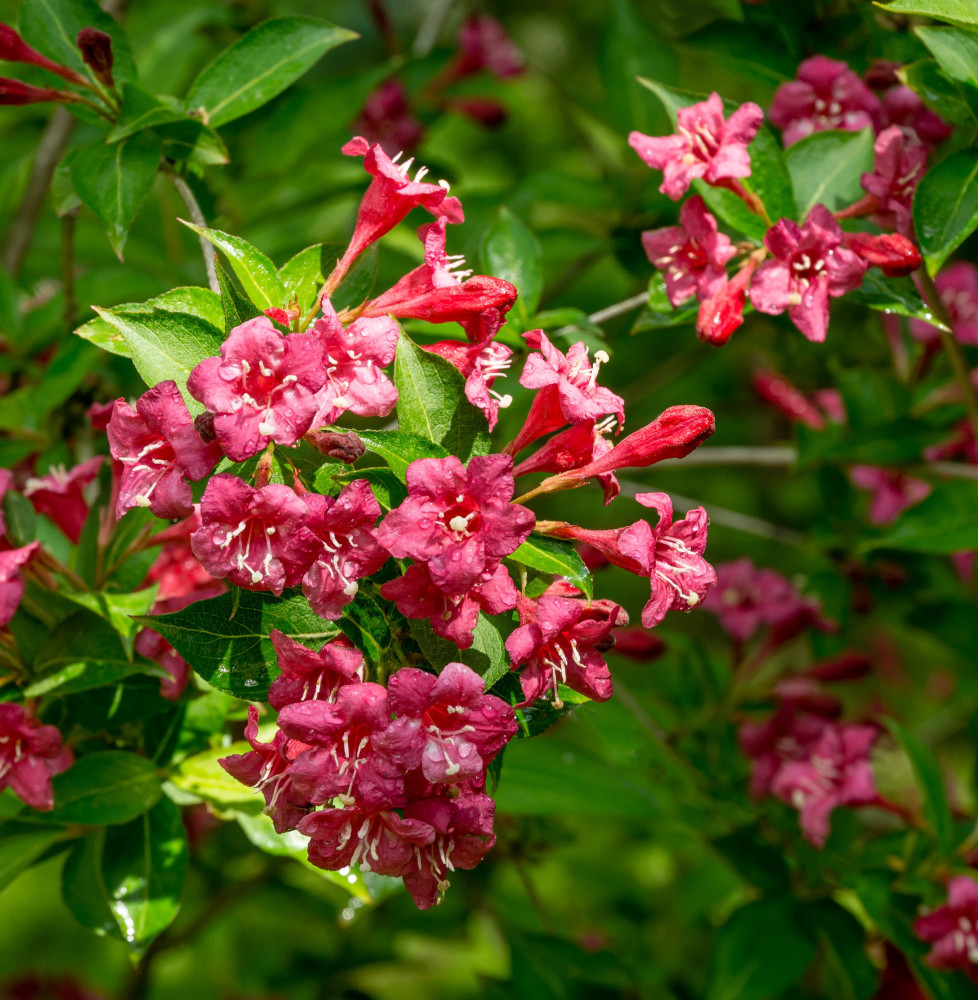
[194, 411, 217, 444]
[305, 430, 366, 464]
[443, 96, 508, 129]
[752, 370, 824, 430]
[696, 260, 757, 345]
[0, 23, 88, 85]
[0, 76, 80, 105]
[264, 304, 300, 329]
[254, 448, 276, 489]
[76, 28, 114, 87]
[806, 651, 872, 683]
[607, 627, 666, 661]
[844, 231, 921, 277]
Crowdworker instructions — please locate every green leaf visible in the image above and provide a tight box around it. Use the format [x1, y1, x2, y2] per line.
[107, 84, 187, 143]
[807, 900, 879, 1000]
[877, 0, 978, 27]
[356, 429, 450, 481]
[707, 898, 817, 1000]
[18, 0, 136, 84]
[509, 535, 593, 600]
[92, 293, 224, 411]
[712, 827, 792, 893]
[901, 59, 978, 127]
[409, 613, 513, 688]
[215, 257, 264, 335]
[169, 742, 260, 811]
[480, 207, 543, 326]
[47, 751, 162, 826]
[330, 467, 407, 510]
[786, 128, 875, 217]
[887, 718, 955, 853]
[1, 490, 36, 546]
[62, 797, 187, 953]
[338, 590, 391, 664]
[74, 315, 131, 357]
[59, 589, 159, 658]
[638, 77, 794, 236]
[181, 223, 285, 312]
[394, 333, 491, 461]
[137, 589, 338, 700]
[868, 481, 978, 554]
[0, 828, 68, 893]
[70, 132, 162, 259]
[155, 120, 229, 166]
[185, 16, 358, 127]
[914, 150, 978, 276]
[279, 243, 341, 314]
[848, 272, 949, 329]
[916, 25, 978, 95]
[632, 273, 699, 332]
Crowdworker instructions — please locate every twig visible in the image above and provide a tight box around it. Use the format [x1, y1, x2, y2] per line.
[166, 172, 219, 294]
[655, 446, 796, 468]
[1, 109, 76, 275]
[587, 292, 649, 326]
[413, 0, 454, 56]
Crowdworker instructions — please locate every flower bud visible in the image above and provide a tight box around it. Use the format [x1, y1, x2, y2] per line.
[752, 370, 825, 430]
[0, 76, 79, 105]
[305, 430, 366, 464]
[806, 651, 872, 683]
[76, 27, 113, 87]
[696, 260, 757, 345]
[844, 231, 921, 277]
[0, 23, 87, 85]
[194, 411, 217, 444]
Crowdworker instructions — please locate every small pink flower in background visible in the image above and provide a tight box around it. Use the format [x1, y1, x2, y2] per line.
[880, 85, 952, 148]
[23, 457, 102, 544]
[641, 195, 736, 307]
[107, 381, 222, 520]
[611, 627, 666, 661]
[309, 301, 399, 427]
[915, 877, 978, 980]
[770, 722, 879, 846]
[219, 705, 313, 833]
[352, 79, 425, 156]
[769, 55, 880, 146]
[187, 317, 326, 462]
[401, 792, 497, 910]
[374, 454, 534, 596]
[752, 370, 829, 430]
[910, 262, 978, 345]
[380, 562, 518, 649]
[506, 586, 626, 706]
[423, 339, 514, 431]
[361, 219, 517, 333]
[454, 14, 525, 80]
[334, 137, 464, 287]
[143, 516, 226, 614]
[301, 480, 387, 620]
[513, 418, 620, 504]
[376, 663, 516, 784]
[0, 703, 72, 811]
[850, 466, 931, 524]
[507, 331, 624, 455]
[740, 702, 833, 799]
[859, 126, 928, 237]
[267, 631, 363, 710]
[133, 629, 189, 702]
[629, 92, 763, 200]
[191, 475, 321, 595]
[749, 204, 866, 342]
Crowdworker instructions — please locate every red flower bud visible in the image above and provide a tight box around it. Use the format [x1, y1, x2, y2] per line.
[0, 23, 87, 85]
[752, 369, 825, 430]
[610, 627, 666, 661]
[443, 97, 508, 129]
[844, 231, 921, 277]
[806, 651, 872, 683]
[76, 28, 114, 87]
[305, 430, 366, 464]
[0, 76, 78, 106]
[696, 260, 757, 345]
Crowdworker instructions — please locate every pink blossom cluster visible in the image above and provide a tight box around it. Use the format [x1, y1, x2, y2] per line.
[629, 62, 944, 345]
[220, 633, 515, 909]
[916, 877, 978, 982]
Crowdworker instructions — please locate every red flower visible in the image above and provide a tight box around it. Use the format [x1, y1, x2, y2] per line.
[423, 339, 514, 431]
[916, 877, 978, 980]
[0, 703, 72, 811]
[267, 631, 363, 710]
[23, 457, 103, 543]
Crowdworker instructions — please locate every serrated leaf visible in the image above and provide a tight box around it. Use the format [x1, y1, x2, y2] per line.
[786, 128, 875, 217]
[215, 257, 264, 335]
[866, 481, 978, 554]
[848, 272, 949, 329]
[330, 467, 406, 510]
[916, 25, 978, 96]
[137, 589, 338, 700]
[181, 223, 285, 311]
[356, 429, 450, 481]
[914, 150, 978, 276]
[887, 718, 955, 853]
[394, 333, 491, 461]
[47, 752, 162, 826]
[71, 132, 162, 259]
[169, 743, 259, 810]
[279, 243, 342, 314]
[900, 59, 978, 127]
[876, 0, 978, 23]
[480, 207, 542, 326]
[509, 535, 593, 599]
[74, 315, 131, 357]
[338, 590, 391, 664]
[409, 613, 513, 687]
[185, 16, 358, 127]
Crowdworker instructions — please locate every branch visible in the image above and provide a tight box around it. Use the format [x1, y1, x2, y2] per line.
[587, 292, 649, 325]
[167, 172, 219, 294]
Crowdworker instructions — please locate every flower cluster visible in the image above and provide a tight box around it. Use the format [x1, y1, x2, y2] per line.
[630, 56, 946, 344]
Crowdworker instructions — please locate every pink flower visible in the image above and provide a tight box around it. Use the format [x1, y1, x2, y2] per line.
[276, 683, 404, 810]
[740, 702, 833, 799]
[300, 480, 388, 620]
[850, 466, 931, 524]
[332, 138, 464, 289]
[454, 14, 525, 79]
[187, 317, 327, 462]
[507, 331, 625, 455]
[770, 723, 878, 846]
[423, 339, 514, 431]
[0, 703, 72, 811]
[107, 381, 222, 520]
[308, 301, 399, 427]
[860, 126, 928, 236]
[23, 458, 102, 544]
[375, 663, 516, 784]
[843, 232, 921, 278]
[360, 219, 517, 332]
[513, 419, 620, 505]
[881, 85, 952, 148]
[506, 587, 627, 706]
[352, 79, 425, 156]
[910, 262, 978, 345]
[915, 877, 978, 980]
[375, 454, 534, 596]
[401, 792, 497, 909]
[299, 805, 434, 876]
[629, 92, 763, 200]
[219, 705, 313, 832]
[267, 631, 363, 710]
[641, 196, 737, 306]
[380, 561, 519, 649]
[191, 475, 321, 595]
[769, 55, 880, 147]
[749, 204, 867, 342]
